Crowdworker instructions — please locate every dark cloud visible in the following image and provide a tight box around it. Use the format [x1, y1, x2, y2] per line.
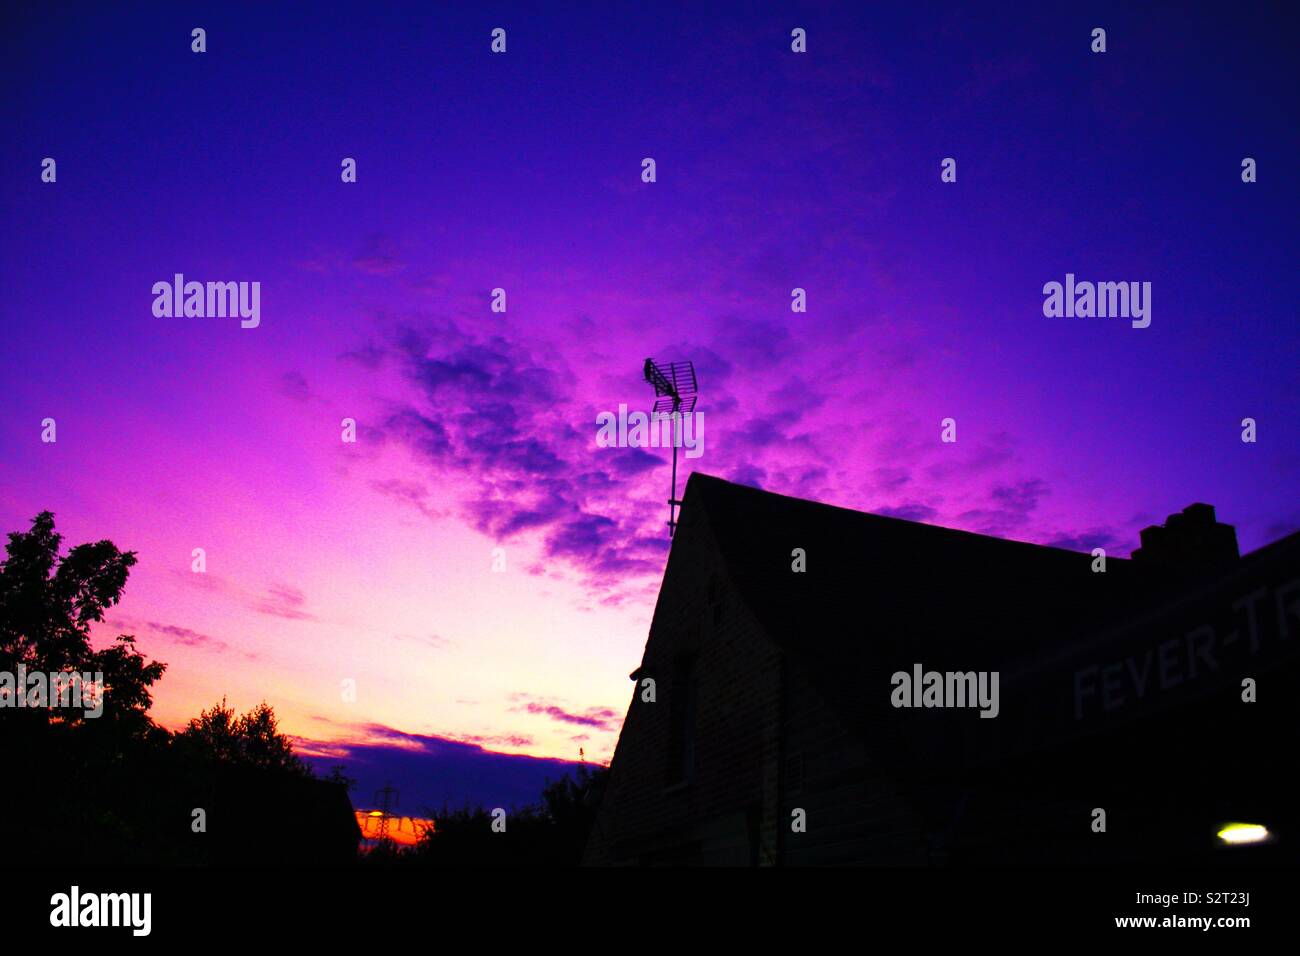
[371, 478, 443, 520]
[991, 479, 1050, 515]
[383, 408, 454, 463]
[174, 570, 236, 593]
[143, 622, 216, 647]
[546, 513, 618, 559]
[1043, 528, 1123, 553]
[869, 466, 912, 493]
[298, 720, 584, 812]
[875, 503, 937, 523]
[280, 370, 310, 402]
[509, 695, 622, 733]
[957, 479, 1050, 536]
[675, 344, 734, 388]
[768, 377, 829, 422]
[252, 583, 315, 621]
[728, 463, 767, 489]
[457, 733, 535, 749]
[926, 432, 1017, 482]
[340, 342, 387, 369]
[710, 314, 798, 369]
[522, 703, 619, 730]
[735, 413, 791, 448]
[107, 617, 258, 661]
[365, 320, 678, 597]
[606, 447, 661, 476]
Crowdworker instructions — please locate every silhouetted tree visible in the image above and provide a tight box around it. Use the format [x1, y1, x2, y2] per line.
[325, 765, 357, 790]
[175, 697, 313, 777]
[0, 512, 171, 861]
[0, 511, 165, 731]
[0, 513, 355, 864]
[385, 764, 610, 867]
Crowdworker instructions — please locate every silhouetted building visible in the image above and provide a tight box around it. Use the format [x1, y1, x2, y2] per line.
[584, 474, 1300, 865]
[188, 766, 362, 864]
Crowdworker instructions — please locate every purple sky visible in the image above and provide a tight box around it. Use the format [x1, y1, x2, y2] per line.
[2, 2, 1296, 804]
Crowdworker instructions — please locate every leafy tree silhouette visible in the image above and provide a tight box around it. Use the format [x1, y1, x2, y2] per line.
[175, 697, 313, 776]
[0, 510, 165, 733]
[1, 511, 599, 865]
[0, 512, 358, 864]
[368, 761, 610, 866]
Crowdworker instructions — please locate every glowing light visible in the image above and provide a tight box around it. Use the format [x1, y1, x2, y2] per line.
[354, 811, 435, 847]
[1217, 823, 1270, 845]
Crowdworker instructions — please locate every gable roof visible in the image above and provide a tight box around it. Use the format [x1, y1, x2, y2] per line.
[668, 473, 1150, 771]
[681, 471, 1144, 657]
[670, 475, 1300, 774]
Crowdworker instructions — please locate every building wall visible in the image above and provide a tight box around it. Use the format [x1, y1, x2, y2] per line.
[779, 653, 932, 865]
[584, 508, 782, 865]
[587, 476, 1299, 866]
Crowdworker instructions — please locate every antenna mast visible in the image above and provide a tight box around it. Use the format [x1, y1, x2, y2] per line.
[642, 358, 698, 537]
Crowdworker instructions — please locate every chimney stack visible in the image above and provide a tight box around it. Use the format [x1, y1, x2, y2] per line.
[1131, 503, 1239, 573]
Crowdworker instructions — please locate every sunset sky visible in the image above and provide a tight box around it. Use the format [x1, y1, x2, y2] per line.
[2, 3, 1296, 808]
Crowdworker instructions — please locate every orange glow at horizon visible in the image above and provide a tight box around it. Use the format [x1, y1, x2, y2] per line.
[355, 811, 435, 847]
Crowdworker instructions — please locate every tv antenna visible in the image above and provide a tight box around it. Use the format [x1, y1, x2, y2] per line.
[642, 358, 698, 537]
